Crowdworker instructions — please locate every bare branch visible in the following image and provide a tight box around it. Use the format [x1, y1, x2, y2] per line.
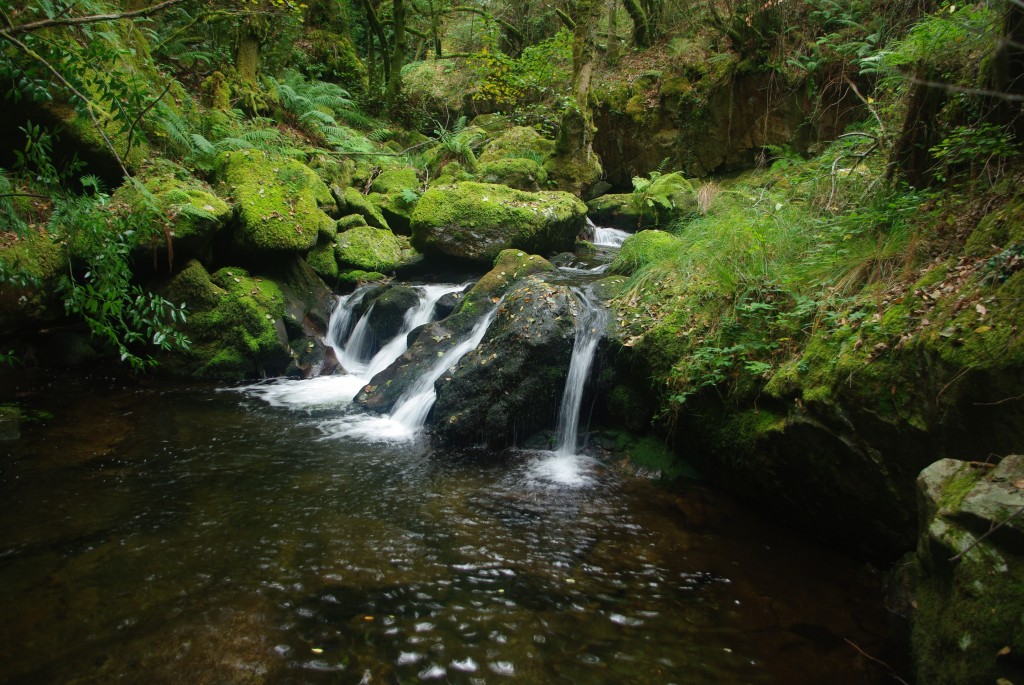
[0, 0, 188, 37]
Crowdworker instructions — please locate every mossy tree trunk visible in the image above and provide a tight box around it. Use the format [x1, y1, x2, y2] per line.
[385, 0, 407, 113]
[235, 27, 261, 84]
[886, 68, 947, 187]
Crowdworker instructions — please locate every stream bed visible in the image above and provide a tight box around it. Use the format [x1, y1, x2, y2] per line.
[0, 371, 903, 684]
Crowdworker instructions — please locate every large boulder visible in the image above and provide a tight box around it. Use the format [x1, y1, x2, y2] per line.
[220, 150, 335, 252]
[586, 193, 645, 231]
[411, 182, 587, 263]
[478, 126, 555, 164]
[433, 279, 578, 448]
[356, 249, 555, 412]
[0, 228, 64, 333]
[909, 456, 1024, 685]
[159, 257, 335, 379]
[477, 158, 548, 192]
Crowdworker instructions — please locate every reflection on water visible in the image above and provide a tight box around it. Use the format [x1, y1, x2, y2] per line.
[0, 372, 902, 684]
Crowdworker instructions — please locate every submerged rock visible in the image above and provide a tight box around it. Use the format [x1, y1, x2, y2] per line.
[411, 182, 587, 263]
[433, 279, 578, 448]
[910, 456, 1024, 685]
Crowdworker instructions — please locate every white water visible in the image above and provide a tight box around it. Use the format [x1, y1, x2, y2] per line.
[588, 218, 631, 248]
[243, 283, 462, 410]
[554, 288, 609, 456]
[320, 300, 503, 444]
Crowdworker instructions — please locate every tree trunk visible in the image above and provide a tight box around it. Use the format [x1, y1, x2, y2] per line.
[886, 68, 947, 187]
[385, 0, 407, 113]
[621, 0, 648, 47]
[235, 28, 260, 84]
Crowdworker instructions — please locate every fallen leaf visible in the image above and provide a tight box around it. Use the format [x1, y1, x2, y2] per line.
[1013, 480, 1024, 490]
[975, 325, 992, 334]
[976, 303, 988, 317]
[997, 646, 1012, 657]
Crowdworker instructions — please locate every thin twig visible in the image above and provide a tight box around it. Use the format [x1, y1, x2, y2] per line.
[0, 192, 50, 200]
[124, 80, 173, 161]
[844, 639, 911, 685]
[949, 505, 1024, 563]
[974, 392, 1024, 407]
[0, 0, 188, 37]
[843, 76, 887, 140]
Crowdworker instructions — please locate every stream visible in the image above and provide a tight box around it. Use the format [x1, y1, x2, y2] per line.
[0, 226, 903, 684]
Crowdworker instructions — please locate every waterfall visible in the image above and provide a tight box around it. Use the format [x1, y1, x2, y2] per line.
[335, 284, 464, 378]
[553, 288, 608, 456]
[389, 301, 503, 432]
[591, 224, 631, 248]
[318, 300, 503, 443]
[244, 284, 462, 410]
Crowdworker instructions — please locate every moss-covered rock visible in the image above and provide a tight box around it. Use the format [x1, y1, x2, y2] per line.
[587, 193, 646, 231]
[115, 165, 232, 264]
[367, 192, 416, 235]
[0, 229, 65, 331]
[478, 126, 555, 164]
[370, 168, 420, 195]
[307, 241, 340, 282]
[300, 29, 367, 94]
[477, 158, 548, 192]
[335, 225, 404, 272]
[910, 456, 1024, 685]
[411, 182, 587, 263]
[160, 260, 291, 379]
[220, 150, 334, 252]
[332, 185, 389, 230]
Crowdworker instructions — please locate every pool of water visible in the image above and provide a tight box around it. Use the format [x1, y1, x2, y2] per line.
[0, 372, 903, 684]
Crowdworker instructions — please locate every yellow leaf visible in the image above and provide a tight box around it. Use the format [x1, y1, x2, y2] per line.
[975, 325, 992, 333]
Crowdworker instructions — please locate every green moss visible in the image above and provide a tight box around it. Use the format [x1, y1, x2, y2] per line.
[411, 182, 587, 262]
[711, 408, 787, 453]
[161, 262, 290, 379]
[335, 186, 389, 230]
[0, 230, 62, 281]
[965, 198, 1024, 257]
[335, 225, 404, 272]
[302, 29, 367, 94]
[221, 150, 333, 251]
[114, 167, 231, 244]
[338, 269, 387, 285]
[307, 241, 340, 281]
[937, 469, 986, 513]
[477, 158, 549, 191]
[370, 168, 420, 194]
[337, 214, 369, 231]
[478, 126, 555, 164]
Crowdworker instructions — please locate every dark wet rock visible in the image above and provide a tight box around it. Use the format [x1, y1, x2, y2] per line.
[433, 280, 578, 449]
[909, 456, 1024, 685]
[0, 405, 21, 441]
[432, 291, 463, 321]
[363, 285, 421, 356]
[355, 250, 555, 412]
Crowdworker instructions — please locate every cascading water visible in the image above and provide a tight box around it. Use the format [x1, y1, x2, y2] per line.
[244, 283, 462, 409]
[320, 300, 504, 443]
[588, 218, 631, 248]
[554, 287, 609, 456]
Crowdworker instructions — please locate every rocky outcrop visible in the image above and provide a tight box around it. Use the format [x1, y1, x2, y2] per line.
[411, 182, 587, 263]
[433, 279, 578, 448]
[909, 456, 1024, 685]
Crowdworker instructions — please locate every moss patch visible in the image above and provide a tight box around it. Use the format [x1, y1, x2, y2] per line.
[221, 150, 333, 252]
[335, 225, 404, 272]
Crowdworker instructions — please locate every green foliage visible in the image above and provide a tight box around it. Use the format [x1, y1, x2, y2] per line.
[884, 3, 999, 78]
[931, 123, 1021, 184]
[49, 185, 190, 371]
[156, 106, 286, 171]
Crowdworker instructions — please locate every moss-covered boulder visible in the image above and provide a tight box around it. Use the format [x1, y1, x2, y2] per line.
[367, 192, 416, 235]
[161, 260, 291, 378]
[587, 193, 645, 231]
[356, 250, 555, 412]
[478, 126, 555, 164]
[411, 182, 587, 263]
[332, 185, 389, 230]
[477, 158, 548, 192]
[0, 229, 65, 332]
[115, 166, 232, 265]
[433, 279, 578, 448]
[370, 168, 420, 195]
[335, 225, 404, 272]
[221, 150, 334, 252]
[909, 456, 1024, 685]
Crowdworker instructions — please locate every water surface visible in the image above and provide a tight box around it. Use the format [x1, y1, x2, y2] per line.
[0, 372, 901, 684]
